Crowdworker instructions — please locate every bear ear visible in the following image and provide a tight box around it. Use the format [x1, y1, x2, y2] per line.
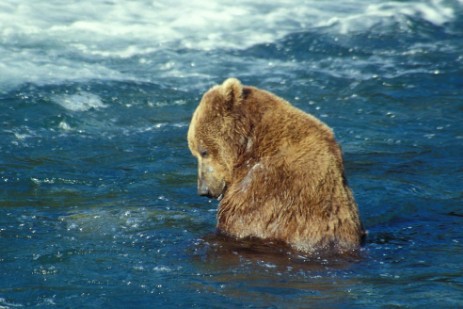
[221, 77, 243, 109]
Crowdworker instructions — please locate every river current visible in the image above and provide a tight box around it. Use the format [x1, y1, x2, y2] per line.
[1, 0, 462, 307]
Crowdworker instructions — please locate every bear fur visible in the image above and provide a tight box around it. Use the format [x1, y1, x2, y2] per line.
[188, 78, 364, 254]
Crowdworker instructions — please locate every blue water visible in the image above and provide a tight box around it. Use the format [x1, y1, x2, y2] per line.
[1, 0, 463, 307]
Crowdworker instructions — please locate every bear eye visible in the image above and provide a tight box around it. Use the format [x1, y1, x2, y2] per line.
[199, 149, 208, 158]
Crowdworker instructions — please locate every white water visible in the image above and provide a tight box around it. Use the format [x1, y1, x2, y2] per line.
[52, 92, 107, 112]
[0, 0, 459, 92]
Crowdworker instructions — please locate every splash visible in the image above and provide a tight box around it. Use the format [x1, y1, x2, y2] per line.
[51, 92, 107, 112]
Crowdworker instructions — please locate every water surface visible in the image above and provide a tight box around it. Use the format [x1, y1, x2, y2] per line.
[1, 0, 462, 307]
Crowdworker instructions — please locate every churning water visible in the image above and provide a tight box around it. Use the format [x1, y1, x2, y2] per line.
[1, 0, 462, 307]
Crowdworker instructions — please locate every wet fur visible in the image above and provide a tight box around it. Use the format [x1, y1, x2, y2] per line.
[188, 78, 364, 254]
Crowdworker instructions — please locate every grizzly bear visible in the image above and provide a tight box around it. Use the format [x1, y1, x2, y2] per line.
[188, 78, 364, 254]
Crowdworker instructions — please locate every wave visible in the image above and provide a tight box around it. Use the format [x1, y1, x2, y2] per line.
[0, 0, 461, 92]
[318, 0, 457, 34]
[2, 0, 457, 51]
[51, 92, 107, 112]
[0, 47, 129, 93]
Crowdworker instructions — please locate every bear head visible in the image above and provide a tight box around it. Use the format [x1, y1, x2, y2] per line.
[187, 78, 251, 199]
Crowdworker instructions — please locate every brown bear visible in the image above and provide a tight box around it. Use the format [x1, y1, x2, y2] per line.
[188, 78, 364, 254]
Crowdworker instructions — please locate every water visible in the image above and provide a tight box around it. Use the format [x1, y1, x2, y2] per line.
[1, 0, 462, 307]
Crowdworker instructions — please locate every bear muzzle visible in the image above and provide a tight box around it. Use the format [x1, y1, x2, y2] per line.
[197, 178, 226, 201]
[198, 181, 212, 197]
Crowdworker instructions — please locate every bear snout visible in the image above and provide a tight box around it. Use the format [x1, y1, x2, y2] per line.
[197, 180, 212, 197]
[197, 176, 226, 200]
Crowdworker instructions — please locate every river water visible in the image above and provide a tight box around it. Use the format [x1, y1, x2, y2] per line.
[1, 0, 462, 307]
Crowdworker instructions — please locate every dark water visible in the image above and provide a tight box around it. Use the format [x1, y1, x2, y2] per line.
[1, 0, 463, 307]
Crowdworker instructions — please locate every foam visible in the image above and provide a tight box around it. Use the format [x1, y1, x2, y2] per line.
[317, 0, 456, 34]
[0, 0, 459, 92]
[1, 1, 457, 53]
[0, 47, 128, 93]
[367, 0, 455, 26]
[52, 92, 107, 112]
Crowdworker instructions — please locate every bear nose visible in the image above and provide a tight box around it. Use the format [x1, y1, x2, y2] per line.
[197, 182, 210, 197]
